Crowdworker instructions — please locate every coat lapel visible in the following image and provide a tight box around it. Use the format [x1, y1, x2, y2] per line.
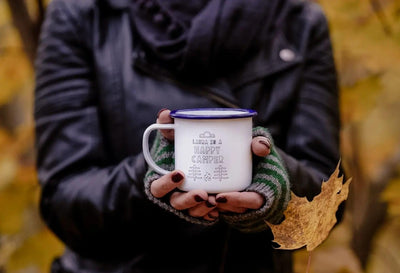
[227, 30, 303, 89]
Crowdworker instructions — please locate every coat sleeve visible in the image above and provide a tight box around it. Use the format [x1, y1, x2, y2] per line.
[34, 0, 148, 259]
[278, 5, 342, 201]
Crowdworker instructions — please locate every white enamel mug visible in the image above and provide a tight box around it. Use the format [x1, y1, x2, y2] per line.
[142, 108, 257, 193]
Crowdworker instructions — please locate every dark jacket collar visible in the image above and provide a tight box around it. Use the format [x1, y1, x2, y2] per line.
[103, 0, 303, 87]
[101, 0, 130, 9]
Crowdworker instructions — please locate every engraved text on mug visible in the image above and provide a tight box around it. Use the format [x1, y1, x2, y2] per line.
[188, 131, 229, 183]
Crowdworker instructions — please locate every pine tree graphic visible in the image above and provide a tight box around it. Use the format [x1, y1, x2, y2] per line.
[188, 165, 202, 181]
[213, 165, 229, 181]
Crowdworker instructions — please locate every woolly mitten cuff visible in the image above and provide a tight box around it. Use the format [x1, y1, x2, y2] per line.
[143, 132, 216, 226]
[221, 127, 291, 233]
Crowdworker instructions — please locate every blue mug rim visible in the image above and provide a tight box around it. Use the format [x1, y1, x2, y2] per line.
[170, 108, 257, 119]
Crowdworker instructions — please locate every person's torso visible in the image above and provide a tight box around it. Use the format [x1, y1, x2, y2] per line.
[55, 0, 323, 272]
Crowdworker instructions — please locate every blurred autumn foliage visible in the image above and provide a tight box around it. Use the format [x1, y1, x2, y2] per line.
[0, 0, 399, 273]
[0, 0, 65, 272]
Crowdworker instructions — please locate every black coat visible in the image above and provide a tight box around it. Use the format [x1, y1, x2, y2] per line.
[34, 0, 340, 272]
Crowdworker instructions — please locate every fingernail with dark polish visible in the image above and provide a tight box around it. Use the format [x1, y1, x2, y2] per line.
[171, 172, 184, 183]
[205, 200, 215, 208]
[216, 196, 227, 203]
[157, 108, 168, 118]
[194, 195, 205, 202]
[259, 139, 271, 149]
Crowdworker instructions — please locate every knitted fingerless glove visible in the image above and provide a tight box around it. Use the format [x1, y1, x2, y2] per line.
[143, 131, 216, 226]
[220, 127, 291, 233]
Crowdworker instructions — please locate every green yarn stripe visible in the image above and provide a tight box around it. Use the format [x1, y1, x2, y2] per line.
[251, 127, 290, 223]
[155, 144, 174, 158]
[254, 166, 288, 199]
[150, 132, 161, 152]
[256, 163, 289, 183]
[257, 154, 289, 177]
[147, 132, 175, 172]
[253, 176, 279, 195]
[145, 170, 157, 180]
[253, 173, 285, 220]
[155, 157, 175, 167]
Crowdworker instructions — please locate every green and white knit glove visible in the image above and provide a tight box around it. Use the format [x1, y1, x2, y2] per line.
[221, 127, 291, 233]
[143, 131, 216, 226]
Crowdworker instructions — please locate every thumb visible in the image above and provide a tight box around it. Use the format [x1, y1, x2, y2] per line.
[251, 136, 271, 157]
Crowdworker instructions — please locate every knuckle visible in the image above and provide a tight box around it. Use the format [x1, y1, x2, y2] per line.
[190, 211, 204, 218]
[237, 193, 248, 206]
[152, 191, 164, 199]
[158, 112, 172, 124]
[170, 194, 184, 210]
[150, 184, 163, 198]
[170, 201, 184, 210]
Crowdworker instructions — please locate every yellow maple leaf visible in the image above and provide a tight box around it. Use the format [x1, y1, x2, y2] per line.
[267, 163, 352, 251]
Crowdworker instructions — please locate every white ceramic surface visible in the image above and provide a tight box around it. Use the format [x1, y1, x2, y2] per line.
[142, 108, 257, 193]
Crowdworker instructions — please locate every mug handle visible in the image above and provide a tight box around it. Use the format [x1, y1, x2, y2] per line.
[142, 123, 176, 175]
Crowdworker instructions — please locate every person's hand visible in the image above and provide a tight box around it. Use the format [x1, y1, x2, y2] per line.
[214, 191, 264, 213]
[149, 109, 218, 221]
[149, 170, 218, 221]
[213, 137, 271, 213]
[156, 108, 271, 216]
[157, 108, 174, 141]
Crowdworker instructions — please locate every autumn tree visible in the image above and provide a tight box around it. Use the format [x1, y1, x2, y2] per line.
[1, 0, 400, 272]
[5, 0, 45, 65]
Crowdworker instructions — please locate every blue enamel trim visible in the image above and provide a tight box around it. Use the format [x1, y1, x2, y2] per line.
[170, 108, 257, 119]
